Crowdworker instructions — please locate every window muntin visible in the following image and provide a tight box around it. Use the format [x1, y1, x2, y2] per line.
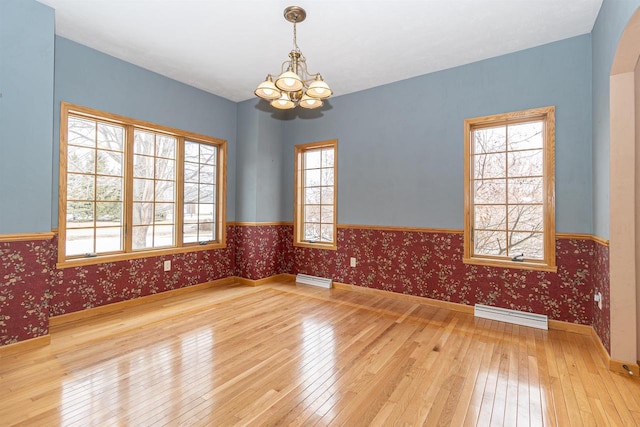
[58, 103, 226, 267]
[464, 107, 555, 271]
[294, 140, 337, 250]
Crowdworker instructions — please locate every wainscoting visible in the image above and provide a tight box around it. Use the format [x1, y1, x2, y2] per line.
[1, 224, 610, 355]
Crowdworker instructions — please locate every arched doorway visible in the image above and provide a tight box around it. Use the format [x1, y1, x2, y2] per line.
[610, 7, 640, 366]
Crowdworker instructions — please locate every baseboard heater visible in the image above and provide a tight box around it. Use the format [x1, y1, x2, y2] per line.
[474, 304, 548, 330]
[295, 274, 333, 289]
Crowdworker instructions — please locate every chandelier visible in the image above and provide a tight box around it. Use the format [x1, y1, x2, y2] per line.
[254, 6, 332, 110]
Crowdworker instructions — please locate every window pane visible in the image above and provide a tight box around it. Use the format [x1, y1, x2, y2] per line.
[67, 146, 95, 173]
[134, 155, 154, 178]
[474, 152, 505, 179]
[96, 176, 122, 201]
[474, 180, 506, 204]
[304, 223, 321, 241]
[185, 141, 199, 163]
[320, 224, 334, 242]
[305, 169, 320, 187]
[198, 204, 214, 222]
[154, 225, 174, 247]
[184, 204, 199, 224]
[132, 225, 152, 250]
[155, 158, 175, 181]
[155, 203, 174, 223]
[508, 205, 543, 232]
[184, 183, 199, 203]
[321, 149, 334, 167]
[68, 117, 95, 147]
[67, 202, 94, 227]
[97, 123, 124, 151]
[305, 187, 320, 204]
[305, 150, 321, 169]
[155, 181, 175, 202]
[67, 174, 95, 201]
[133, 202, 153, 226]
[184, 162, 199, 183]
[474, 205, 506, 230]
[183, 224, 198, 244]
[200, 144, 216, 165]
[199, 184, 214, 203]
[199, 165, 215, 184]
[508, 150, 543, 178]
[304, 205, 321, 223]
[321, 206, 334, 223]
[507, 177, 543, 204]
[474, 126, 506, 153]
[321, 187, 334, 205]
[508, 232, 543, 260]
[95, 227, 122, 253]
[134, 179, 154, 201]
[198, 223, 215, 242]
[156, 135, 176, 159]
[66, 228, 94, 256]
[97, 150, 123, 176]
[134, 131, 154, 155]
[474, 229, 506, 256]
[321, 169, 334, 186]
[508, 122, 543, 151]
[96, 202, 122, 224]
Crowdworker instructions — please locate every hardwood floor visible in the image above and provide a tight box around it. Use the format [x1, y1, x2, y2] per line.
[1, 280, 639, 426]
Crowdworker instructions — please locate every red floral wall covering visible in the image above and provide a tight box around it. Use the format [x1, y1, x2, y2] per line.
[1, 224, 610, 352]
[235, 225, 293, 280]
[292, 228, 597, 325]
[0, 239, 56, 344]
[592, 242, 610, 353]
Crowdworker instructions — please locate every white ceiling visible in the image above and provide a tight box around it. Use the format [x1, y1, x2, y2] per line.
[36, 0, 603, 103]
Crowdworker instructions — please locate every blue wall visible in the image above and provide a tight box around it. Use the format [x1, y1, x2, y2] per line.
[283, 35, 593, 233]
[53, 37, 238, 224]
[592, 0, 640, 239]
[0, 0, 54, 233]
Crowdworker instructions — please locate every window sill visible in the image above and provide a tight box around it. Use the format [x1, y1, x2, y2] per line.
[294, 241, 337, 251]
[463, 257, 557, 273]
[56, 242, 227, 269]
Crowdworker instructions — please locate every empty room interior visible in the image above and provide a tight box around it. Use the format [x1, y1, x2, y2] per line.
[2, 0, 640, 425]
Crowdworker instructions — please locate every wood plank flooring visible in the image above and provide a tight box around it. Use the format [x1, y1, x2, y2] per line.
[1, 280, 639, 426]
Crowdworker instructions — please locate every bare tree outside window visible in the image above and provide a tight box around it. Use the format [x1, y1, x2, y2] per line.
[294, 140, 337, 250]
[59, 103, 227, 265]
[464, 106, 556, 270]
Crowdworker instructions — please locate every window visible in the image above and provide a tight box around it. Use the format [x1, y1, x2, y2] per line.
[294, 140, 337, 250]
[58, 102, 226, 267]
[463, 106, 556, 271]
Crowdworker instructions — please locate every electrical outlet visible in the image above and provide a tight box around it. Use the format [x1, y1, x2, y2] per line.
[350, 257, 357, 268]
[594, 291, 602, 310]
[163, 260, 171, 272]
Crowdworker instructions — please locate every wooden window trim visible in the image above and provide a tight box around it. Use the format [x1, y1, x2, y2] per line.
[57, 102, 227, 268]
[463, 106, 556, 272]
[294, 140, 338, 251]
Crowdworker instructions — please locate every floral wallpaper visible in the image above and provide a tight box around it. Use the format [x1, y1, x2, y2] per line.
[0, 224, 610, 354]
[592, 242, 610, 353]
[49, 227, 236, 316]
[293, 228, 596, 325]
[0, 239, 56, 345]
[234, 225, 293, 280]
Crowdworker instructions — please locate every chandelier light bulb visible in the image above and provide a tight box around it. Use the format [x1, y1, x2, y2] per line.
[254, 75, 281, 100]
[275, 70, 303, 92]
[299, 94, 323, 109]
[271, 92, 295, 110]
